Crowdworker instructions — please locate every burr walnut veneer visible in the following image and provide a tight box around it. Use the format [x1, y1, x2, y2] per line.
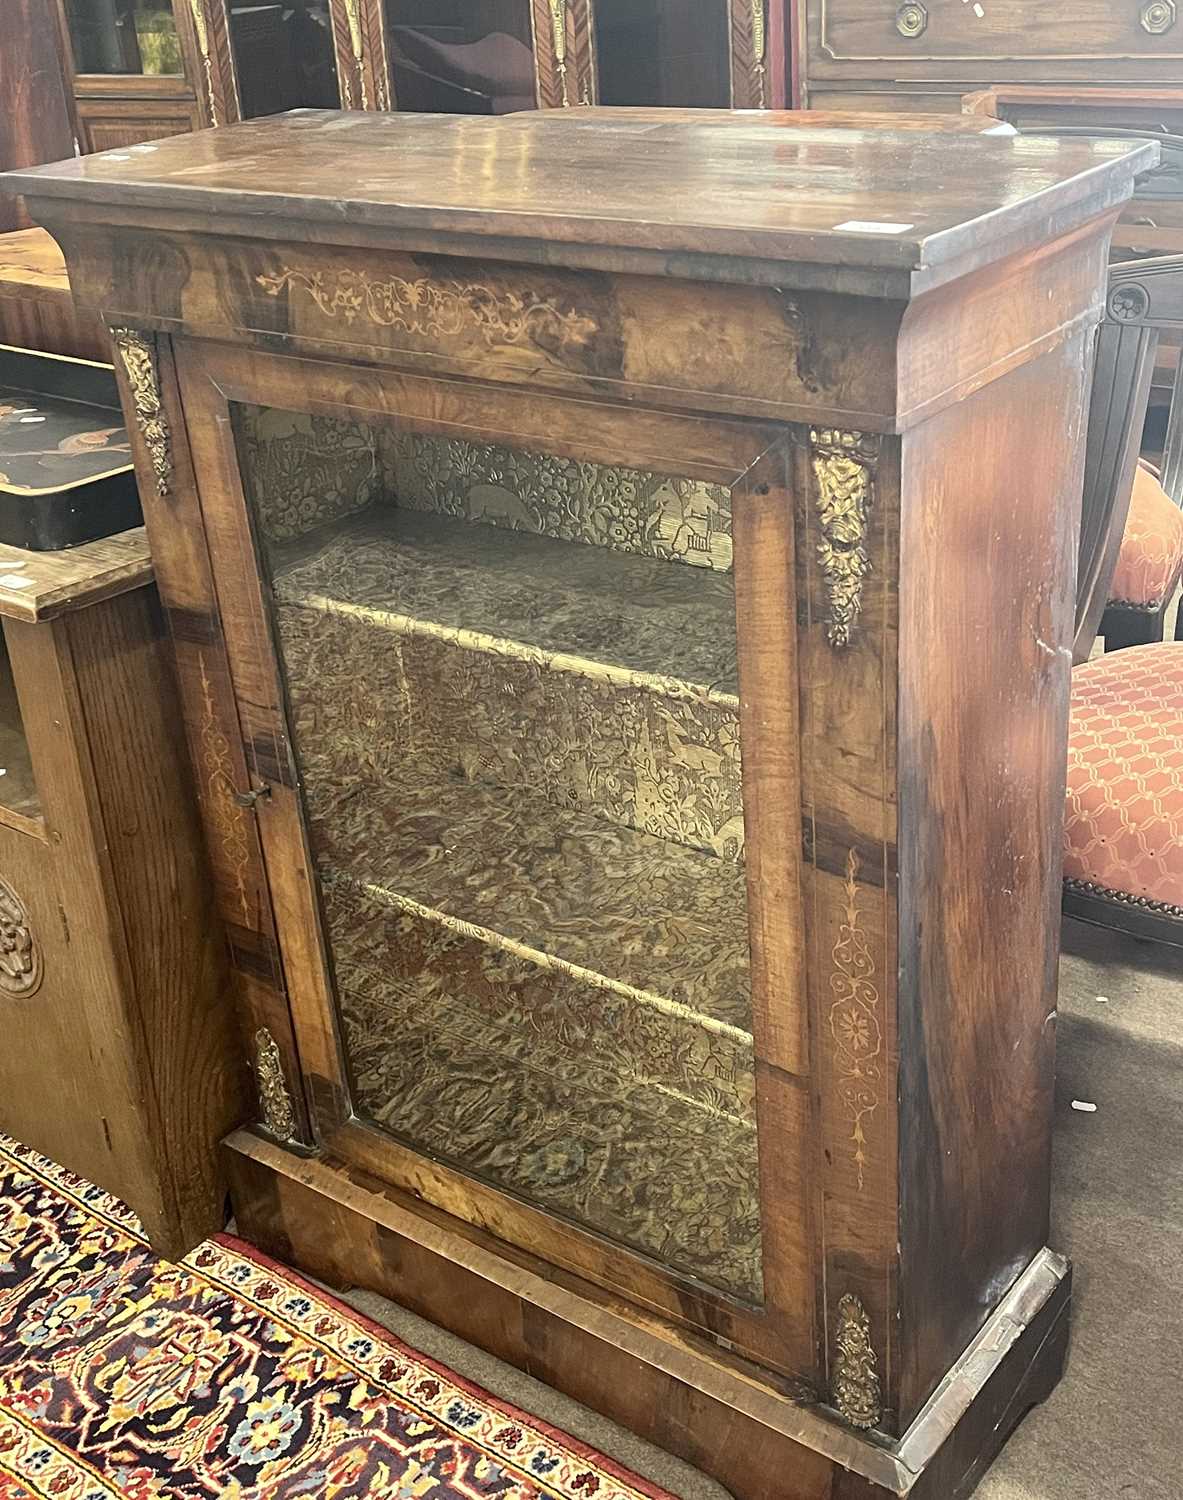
[4, 110, 1153, 1500]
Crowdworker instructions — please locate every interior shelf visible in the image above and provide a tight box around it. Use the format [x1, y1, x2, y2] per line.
[266, 495, 760, 1296]
[271, 506, 740, 700]
[306, 764, 751, 1034]
[332, 916, 762, 1300]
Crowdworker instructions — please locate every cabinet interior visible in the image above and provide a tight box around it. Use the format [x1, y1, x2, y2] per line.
[235, 403, 763, 1301]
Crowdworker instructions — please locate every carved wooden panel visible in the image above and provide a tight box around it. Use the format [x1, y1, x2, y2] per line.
[75, 97, 201, 154]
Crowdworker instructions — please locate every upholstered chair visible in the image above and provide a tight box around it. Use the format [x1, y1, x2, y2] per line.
[1063, 642, 1183, 944]
[1065, 254, 1183, 943]
[1017, 127, 1183, 654]
[1100, 459, 1183, 649]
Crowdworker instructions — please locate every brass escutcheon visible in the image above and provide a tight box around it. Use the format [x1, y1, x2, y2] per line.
[1141, 0, 1177, 33]
[895, 2, 928, 37]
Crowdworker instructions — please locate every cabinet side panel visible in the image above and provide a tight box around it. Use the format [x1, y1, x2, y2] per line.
[66, 588, 250, 1256]
[895, 334, 1088, 1426]
[0, 617, 164, 1235]
[795, 428, 901, 1428]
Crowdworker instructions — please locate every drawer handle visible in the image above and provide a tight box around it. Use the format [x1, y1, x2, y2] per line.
[895, 2, 928, 38]
[1141, 0, 1177, 33]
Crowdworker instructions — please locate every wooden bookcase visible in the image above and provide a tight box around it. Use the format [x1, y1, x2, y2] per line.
[46, 0, 791, 154]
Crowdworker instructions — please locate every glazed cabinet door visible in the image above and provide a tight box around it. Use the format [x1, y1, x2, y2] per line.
[170, 334, 820, 1386]
[59, 0, 208, 144]
[805, 0, 1183, 88]
[178, 0, 340, 125]
[592, 0, 772, 108]
[350, 0, 596, 115]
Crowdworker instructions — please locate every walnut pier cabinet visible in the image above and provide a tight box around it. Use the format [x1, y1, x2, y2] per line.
[4, 111, 1153, 1500]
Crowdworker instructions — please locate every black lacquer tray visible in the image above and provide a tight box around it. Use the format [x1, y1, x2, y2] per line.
[0, 345, 141, 550]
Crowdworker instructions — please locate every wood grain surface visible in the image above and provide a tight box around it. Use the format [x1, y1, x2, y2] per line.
[0, 526, 152, 622]
[20, 104, 1140, 1495]
[0, 109, 1155, 283]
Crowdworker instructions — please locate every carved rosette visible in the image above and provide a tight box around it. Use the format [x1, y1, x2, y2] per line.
[110, 327, 172, 501]
[1109, 282, 1151, 323]
[254, 1027, 297, 1139]
[832, 1293, 882, 1429]
[0, 877, 41, 997]
[810, 429, 880, 649]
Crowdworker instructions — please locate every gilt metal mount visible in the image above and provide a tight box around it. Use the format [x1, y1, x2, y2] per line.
[254, 1027, 297, 1140]
[833, 1293, 882, 1430]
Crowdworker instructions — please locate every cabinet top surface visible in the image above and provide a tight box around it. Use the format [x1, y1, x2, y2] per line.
[3, 108, 1155, 279]
[0, 527, 151, 622]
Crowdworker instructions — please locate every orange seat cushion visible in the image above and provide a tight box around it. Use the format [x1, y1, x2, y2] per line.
[1064, 643, 1183, 908]
[1107, 464, 1183, 609]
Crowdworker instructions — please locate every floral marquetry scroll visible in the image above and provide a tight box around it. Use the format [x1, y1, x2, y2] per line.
[828, 850, 882, 1192]
[256, 267, 598, 353]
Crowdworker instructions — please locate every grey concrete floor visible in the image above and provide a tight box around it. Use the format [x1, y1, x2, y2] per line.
[345, 916, 1183, 1499]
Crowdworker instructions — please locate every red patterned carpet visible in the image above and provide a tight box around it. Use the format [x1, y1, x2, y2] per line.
[0, 1134, 674, 1500]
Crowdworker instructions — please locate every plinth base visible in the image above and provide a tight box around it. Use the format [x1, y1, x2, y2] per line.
[224, 1130, 1070, 1500]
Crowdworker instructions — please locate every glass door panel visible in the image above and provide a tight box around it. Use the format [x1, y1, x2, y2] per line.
[593, 0, 730, 109]
[382, 0, 537, 114]
[233, 404, 762, 1301]
[0, 636, 40, 824]
[65, 0, 184, 74]
[228, 0, 340, 118]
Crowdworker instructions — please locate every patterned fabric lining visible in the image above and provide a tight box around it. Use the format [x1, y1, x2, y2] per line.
[241, 406, 761, 1301]
[1064, 643, 1183, 907]
[0, 1132, 676, 1500]
[383, 431, 734, 572]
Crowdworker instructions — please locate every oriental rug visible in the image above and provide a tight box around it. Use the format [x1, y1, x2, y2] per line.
[0, 1133, 674, 1500]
